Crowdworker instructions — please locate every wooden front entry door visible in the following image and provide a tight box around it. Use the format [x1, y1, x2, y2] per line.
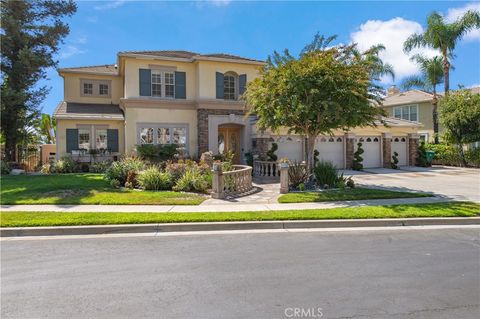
[218, 127, 241, 164]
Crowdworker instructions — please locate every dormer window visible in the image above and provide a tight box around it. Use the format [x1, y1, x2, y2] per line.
[99, 84, 109, 95]
[224, 73, 237, 100]
[83, 83, 93, 95]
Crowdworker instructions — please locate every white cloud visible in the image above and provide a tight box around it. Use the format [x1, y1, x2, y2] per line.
[72, 35, 87, 44]
[445, 2, 480, 41]
[350, 17, 438, 83]
[59, 45, 86, 59]
[94, 0, 126, 11]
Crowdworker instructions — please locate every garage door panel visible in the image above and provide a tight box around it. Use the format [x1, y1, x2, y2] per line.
[356, 136, 381, 168]
[270, 136, 303, 162]
[315, 136, 344, 169]
[392, 136, 408, 166]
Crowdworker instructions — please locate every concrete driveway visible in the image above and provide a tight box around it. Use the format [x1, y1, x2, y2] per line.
[343, 166, 480, 202]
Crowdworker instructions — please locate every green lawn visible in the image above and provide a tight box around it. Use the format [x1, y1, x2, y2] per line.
[0, 174, 206, 205]
[1, 202, 478, 227]
[278, 188, 431, 203]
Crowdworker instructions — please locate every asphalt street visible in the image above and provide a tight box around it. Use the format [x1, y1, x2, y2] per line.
[1, 227, 479, 318]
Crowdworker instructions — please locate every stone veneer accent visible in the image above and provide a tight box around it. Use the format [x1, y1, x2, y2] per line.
[408, 134, 419, 166]
[345, 133, 355, 169]
[197, 109, 245, 155]
[382, 133, 392, 168]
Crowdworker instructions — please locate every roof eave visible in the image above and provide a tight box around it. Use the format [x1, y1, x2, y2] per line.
[118, 53, 194, 63]
[58, 69, 119, 76]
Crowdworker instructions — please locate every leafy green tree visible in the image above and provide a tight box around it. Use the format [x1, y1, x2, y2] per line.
[401, 54, 445, 143]
[404, 10, 480, 94]
[244, 34, 387, 172]
[1, 0, 76, 161]
[38, 113, 56, 144]
[439, 89, 480, 166]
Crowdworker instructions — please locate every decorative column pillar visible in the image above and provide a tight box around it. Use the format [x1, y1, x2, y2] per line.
[344, 133, 356, 169]
[252, 137, 270, 159]
[279, 162, 289, 194]
[408, 133, 420, 166]
[382, 132, 392, 168]
[211, 162, 225, 199]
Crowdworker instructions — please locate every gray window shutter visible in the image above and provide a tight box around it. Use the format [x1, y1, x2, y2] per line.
[139, 69, 151, 96]
[66, 129, 78, 153]
[216, 72, 224, 99]
[239, 74, 247, 96]
[107, 129, 119, 153]
[174, 71, 186, 99]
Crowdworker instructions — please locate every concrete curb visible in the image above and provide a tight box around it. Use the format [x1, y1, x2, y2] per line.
[2, 217, 480, 237]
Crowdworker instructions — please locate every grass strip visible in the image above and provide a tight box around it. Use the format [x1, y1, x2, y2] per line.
[1, 202, 478, 227]
[278, 188, 431, 203]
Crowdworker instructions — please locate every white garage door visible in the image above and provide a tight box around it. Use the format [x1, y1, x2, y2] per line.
[392, 136, 408, 166]
[271, 136, 304, 162]
[315, 136, 344, 169]
[356, 136, 381, 168]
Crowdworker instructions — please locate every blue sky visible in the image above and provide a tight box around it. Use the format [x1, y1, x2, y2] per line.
[42, 0, 480, 115]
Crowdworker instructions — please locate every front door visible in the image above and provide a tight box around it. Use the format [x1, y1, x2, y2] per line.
[218, 127, 241, 164]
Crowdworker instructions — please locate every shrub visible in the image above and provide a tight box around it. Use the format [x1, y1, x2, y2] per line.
[346, 177, 355, 188]
[298, 183, 306, 191]
[416, 141, 430, 167]
[200, 151, 214, 167]
[352, 142, 364, 171]
[267, 143, 278, 161]
[138, 167, 173, 190]
[391, 151, 399, 169]
[314, 161, 338, 188]
[136, 144, 178, 162]
[173, 168, 210, 193]
[104, 157, 145, 186]
[244, 152, 254, 168]
[1, 160, 11, 175]
[288, 161, 308, 188]
[51, 156, 77, 173]
[40, 163, 52, 174]
[89, 161, 112, 173]
[125, 170, 138, 189]
[466, 147, 480, 167]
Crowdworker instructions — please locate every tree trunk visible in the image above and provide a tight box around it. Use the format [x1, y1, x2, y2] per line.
[305, 134, 317, 176]
[432, 86, 439, 144]
[5, 133, 17, 163]
[458, 143, 467, 167]
[442, 53, 450, 95]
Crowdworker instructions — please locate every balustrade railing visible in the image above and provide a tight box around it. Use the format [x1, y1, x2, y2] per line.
[253, 161, 279, 179]
[211, 164, 253, 199]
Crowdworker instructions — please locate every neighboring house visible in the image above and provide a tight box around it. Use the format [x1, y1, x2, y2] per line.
[381, 87, 437, 142]
[54, 50, 421, 169]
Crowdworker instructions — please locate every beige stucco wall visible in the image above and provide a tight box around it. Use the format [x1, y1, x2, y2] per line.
[62, 73, 123, 104]
[123, 58, 197, 99]
[197, 60, 261, 99]
[40, 144, 56, 163]
[56, 119, 125, 158]
[123, 106, 198, 158]
[255, 124, 418, 137]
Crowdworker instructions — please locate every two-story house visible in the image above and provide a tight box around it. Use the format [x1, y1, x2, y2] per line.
[54, 50, 421, 169]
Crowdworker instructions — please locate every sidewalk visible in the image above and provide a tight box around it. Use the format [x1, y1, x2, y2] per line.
[1, 196, 452, 213]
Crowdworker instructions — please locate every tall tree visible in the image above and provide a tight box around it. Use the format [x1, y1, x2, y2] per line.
[244, 35, 387, 172]
[38, 113, 56, 144]
[439, 89, 480, 166]
[404, 10, 480, 94]
[1, 0, 76, 161]
[401, 54, 445, 144]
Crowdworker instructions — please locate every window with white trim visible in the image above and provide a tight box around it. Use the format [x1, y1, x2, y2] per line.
[151, 70, 175, 98]
[83, 83, 93, 95]
[78, 128, 91, 150]
[224, 74, 236, 100]
[96, 128, 108, 149]
[138, 124, 187, 148]
[99, 84, 109, 96]
[393, 105, 418, 122]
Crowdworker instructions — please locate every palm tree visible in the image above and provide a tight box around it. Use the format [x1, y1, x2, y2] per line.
[404, 10, 480, 94]
[401, 55, 445, 143]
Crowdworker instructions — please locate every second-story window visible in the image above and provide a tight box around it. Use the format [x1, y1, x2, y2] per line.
[224, 74, 236, 100]
[83, 83, 93, 95]
[151, 70, 175, 98]
[165, 72, 174, 98]
[99, 84, 109, 96]
[151, 71, 162, 97]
